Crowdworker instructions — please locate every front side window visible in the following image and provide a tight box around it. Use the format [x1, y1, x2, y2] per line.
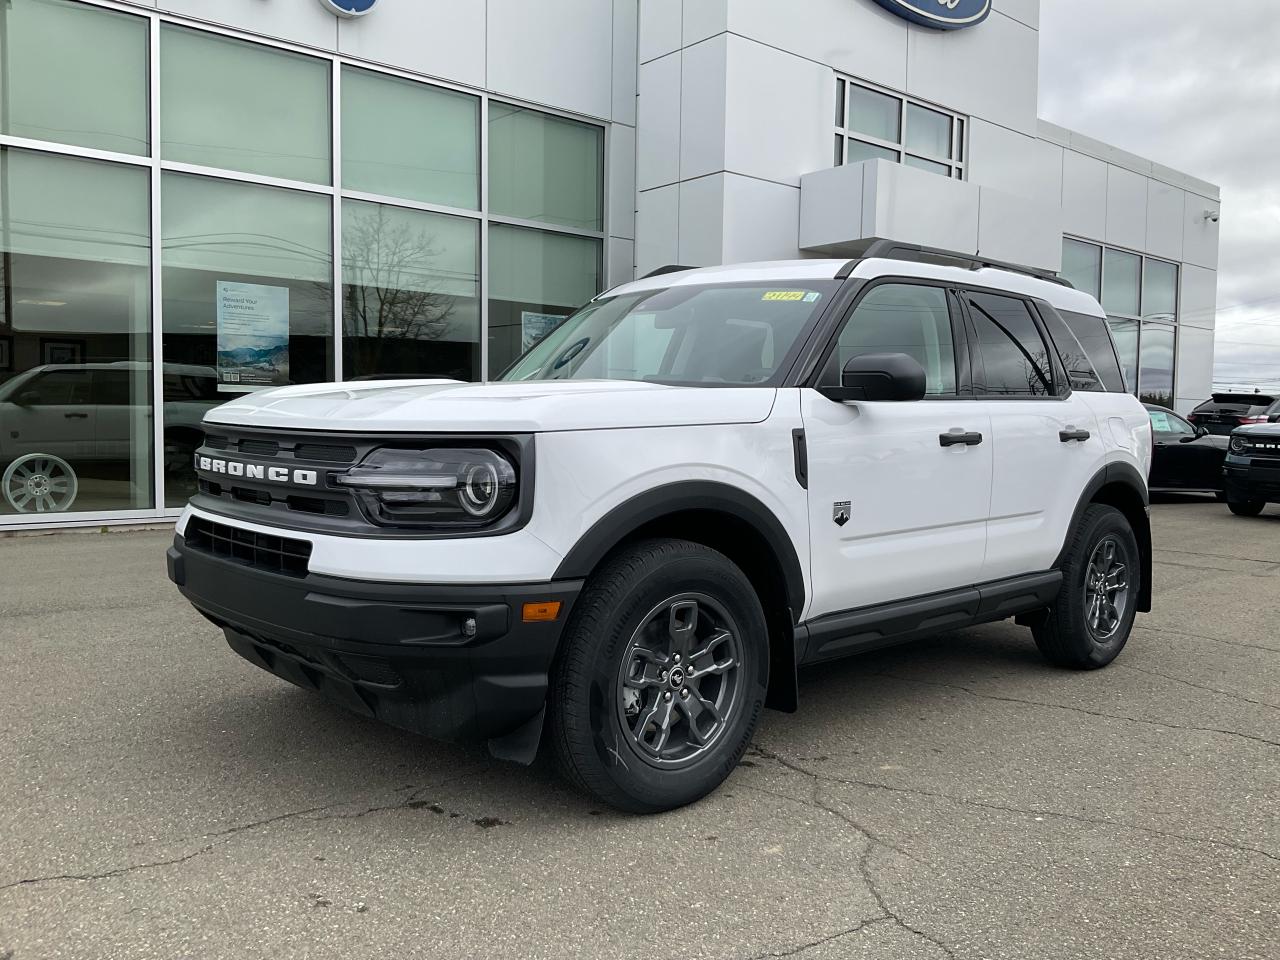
[967, 293, 1054, 397]
[823, 284, 957, 396]
[502, 283, 838, 385]
[1149, 409, 1194, 436]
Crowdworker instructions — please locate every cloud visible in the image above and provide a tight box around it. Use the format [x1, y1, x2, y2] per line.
[1038, 0, 1280, 391]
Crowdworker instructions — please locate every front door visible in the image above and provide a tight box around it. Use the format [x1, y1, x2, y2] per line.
[801, 281, 991, 621]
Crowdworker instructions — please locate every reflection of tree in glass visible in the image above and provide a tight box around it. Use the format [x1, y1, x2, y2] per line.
[341, 205, 456, 371]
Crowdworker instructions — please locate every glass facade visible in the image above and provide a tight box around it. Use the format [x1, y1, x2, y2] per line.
[1060, 237, 1181, 404]
[0, 0, 604, 525]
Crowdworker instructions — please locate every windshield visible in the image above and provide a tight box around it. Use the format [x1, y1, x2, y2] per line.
[499, 281, 839, 385]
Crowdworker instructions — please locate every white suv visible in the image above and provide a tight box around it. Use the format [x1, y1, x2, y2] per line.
[168, 245, 1153, 812]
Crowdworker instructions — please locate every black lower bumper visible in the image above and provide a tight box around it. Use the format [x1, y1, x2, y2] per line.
[167, 535, 581, 749]
[1224, 462, 1280, 504]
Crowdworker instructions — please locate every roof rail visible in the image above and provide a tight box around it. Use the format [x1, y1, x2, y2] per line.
[835, 240, 1073, 288]
[642, 264, 699, 279]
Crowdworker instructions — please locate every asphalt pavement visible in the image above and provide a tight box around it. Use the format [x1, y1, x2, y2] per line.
[1, 498, 1277, 959]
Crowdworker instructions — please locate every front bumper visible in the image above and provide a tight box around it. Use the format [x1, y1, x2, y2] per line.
[167, 534, 581, 748]
[1224, 457, 1280, 504]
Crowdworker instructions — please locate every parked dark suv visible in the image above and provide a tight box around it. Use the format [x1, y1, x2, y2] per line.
[1223, 424, 1280, 516]
[1188, 393, 1280, 435]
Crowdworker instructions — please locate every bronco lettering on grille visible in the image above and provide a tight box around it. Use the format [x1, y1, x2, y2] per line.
[196, 455, 319, 487]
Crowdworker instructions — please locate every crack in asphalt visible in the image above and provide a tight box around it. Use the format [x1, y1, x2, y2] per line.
[747, 746, 960, 959]
[1137, 625, 1280, 655]
[742, 917, 886, 959]
[746, 745, 1280, 868]
[1114, 662, 1280, 711]
[1154, 547, 1280, 567]
[872, 672, 1280, 749]
[0, 767, 489, 894]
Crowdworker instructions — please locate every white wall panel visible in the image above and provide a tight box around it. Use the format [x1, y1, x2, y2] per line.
[968, 119, 1062, 209]
[487, 0, 613, 119]
[606, 237, 636, 289]
[1183, 197, 1222, 270]
[679, 36, 727, 181]
[1175, 324, 1215, 409]
[160, 0, 337, 49]
[609, 123, 637, 240]
[1060, 150, 1107, 240]
[799, 163, 869, 254]
[726, 0, 908, 92]
[635, 184, 680, 275]
[723, 37, 830, 187]
[1105, 165, 1148, 251]
[639, 0, 682, 63]
[612, 0, 639, 125]
[636, 53, 681, 190]
[678, 175, 726, 265]
[1145, 179, 1185, 263]
[977, 186, 1062, 272]
[1180, 263, 1219, 331]
[338, 1, 484, 88]
[720, 174, 801, 264]
[684, 0, 728, 47]
[994, 0, 1041, 29]
[908, 12, 1039, 135]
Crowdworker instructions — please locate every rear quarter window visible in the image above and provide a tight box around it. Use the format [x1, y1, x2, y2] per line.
[1058, 310, 1126, 393]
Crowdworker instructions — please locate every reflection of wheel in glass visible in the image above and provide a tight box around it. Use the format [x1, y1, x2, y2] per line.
[3, 454, 79, 514]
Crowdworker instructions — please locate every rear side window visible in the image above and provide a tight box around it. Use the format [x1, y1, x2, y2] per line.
[965, 292, 1054, 397]
[1058, 310, 1126, 393]
[823, 283, 958, 397]
[1039, 307, 1104, 392]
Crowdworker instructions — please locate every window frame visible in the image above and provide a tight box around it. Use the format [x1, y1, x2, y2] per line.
[809, 277, 973, 401]
[834, 75, 968, 180]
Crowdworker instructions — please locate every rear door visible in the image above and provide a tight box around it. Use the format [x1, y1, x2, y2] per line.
[800, 280, 991, 618]
[962, 290, 1106, 583]
[1149, 408, 1223, 490]
[2, 368, 96, 461]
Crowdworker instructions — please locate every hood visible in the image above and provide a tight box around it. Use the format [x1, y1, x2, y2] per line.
[1234, 423, 1280, 438]
[203, 379, 778, 433]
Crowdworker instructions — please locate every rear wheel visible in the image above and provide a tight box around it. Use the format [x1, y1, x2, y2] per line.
[549, 539, 767, 813]
[1033, 504, 1139, 669]
[1228, 499, 1266, 517]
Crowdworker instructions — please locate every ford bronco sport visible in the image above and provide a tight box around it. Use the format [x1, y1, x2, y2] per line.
[167, 243, 1153, 812]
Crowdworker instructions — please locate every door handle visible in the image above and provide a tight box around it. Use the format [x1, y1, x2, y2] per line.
[64, 412, 89, 420]
[939, 430, 983, 447]
[1059, 428, 1091, 443]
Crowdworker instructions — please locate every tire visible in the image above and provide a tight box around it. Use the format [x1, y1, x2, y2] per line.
[549, 538, 768, 813]
[1033, 504, 1140, 670]
[1228, 499, 1266, 517]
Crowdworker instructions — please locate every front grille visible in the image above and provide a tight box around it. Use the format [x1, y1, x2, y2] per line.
[240, 439, 281, 457]
[185, 516, 312, 578]
[295, 443, 358, 463]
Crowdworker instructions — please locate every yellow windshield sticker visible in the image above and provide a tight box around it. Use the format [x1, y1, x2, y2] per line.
[762, 290, 808, 302]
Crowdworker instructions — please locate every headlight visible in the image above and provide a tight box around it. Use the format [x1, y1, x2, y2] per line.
[336, 447, 517, 527]
[1230, 436, 1249, 454]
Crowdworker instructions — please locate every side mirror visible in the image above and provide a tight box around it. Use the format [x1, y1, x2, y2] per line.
[1195, 425, 1209, 437]
[14, 390, 40, 407]
[1180, 434, 1198, 443]
[819, 352, 927, 403]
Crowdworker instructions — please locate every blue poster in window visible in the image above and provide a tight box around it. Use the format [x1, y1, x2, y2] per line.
[216, 281, 291, 393]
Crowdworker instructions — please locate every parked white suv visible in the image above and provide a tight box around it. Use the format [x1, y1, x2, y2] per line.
[168, 244, 1153, 812]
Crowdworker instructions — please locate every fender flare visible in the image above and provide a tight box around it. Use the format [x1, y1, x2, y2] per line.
[553, 480, 806, 621]
[1057, 462, 1153, 613]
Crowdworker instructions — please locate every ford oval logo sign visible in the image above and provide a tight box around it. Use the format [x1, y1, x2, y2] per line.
[869, 0, 992, 30]
[317, 0, 378, 17]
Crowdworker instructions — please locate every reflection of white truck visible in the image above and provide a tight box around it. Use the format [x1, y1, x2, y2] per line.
[0, 362, 218, 513]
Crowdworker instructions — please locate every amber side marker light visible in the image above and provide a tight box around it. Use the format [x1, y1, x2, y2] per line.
[522, 601, 562, 623]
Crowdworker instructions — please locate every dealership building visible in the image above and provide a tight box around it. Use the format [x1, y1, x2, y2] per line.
[0, 0, 1221, 529]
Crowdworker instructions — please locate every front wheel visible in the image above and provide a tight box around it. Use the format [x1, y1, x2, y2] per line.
[1033, 504, 1140, 669]
[1228, 499, 1266, 517]
[549, 539, 768, 813]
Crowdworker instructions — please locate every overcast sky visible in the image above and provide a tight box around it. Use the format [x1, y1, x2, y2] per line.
[1037, 0, 1280, 393]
